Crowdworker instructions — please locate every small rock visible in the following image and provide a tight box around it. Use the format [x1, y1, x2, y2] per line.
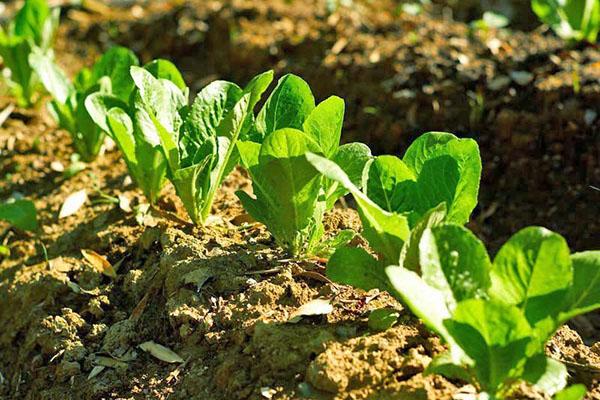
[510, 70, 534, 86]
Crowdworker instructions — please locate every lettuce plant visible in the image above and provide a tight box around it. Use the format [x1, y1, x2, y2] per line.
[532, 0, 600, 42]
[308, 133, 596, 398]
[134, 67, 274, 224]
[30, 46, 139, 161]
[0, 0, 60, 107]
[236, 74, 371, 256]
[385, 225, 600, 399]
[85, 59, 188, 205]
[306, 131, 481, 283]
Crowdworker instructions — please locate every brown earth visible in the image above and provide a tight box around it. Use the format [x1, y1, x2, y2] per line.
[1, 0, 600, 399]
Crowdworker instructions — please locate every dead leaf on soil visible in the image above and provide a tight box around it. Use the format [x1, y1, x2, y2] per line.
[134, 204, 157, 226]
[331, 38, 348, 54]
[87, 366, 105, 380]
[118, 194, 132, 213]
[81, 249, 117, 279]
[67, 281, 82, 294]
[129, 290, 152, 323]
[261, 387, 277, 399]
[94, 356, 128, 369]
[49, 257, 75, 272]
[0, 103, 14, 127]
[182, 268, 214, 290]
[58, 190, 88, 218]
[139, 341, 184, 364]
[230, 212, 255, 225]
[288, 298, 334, 323]
[50, 161, 65, 172]
[66, 280, 100, 296]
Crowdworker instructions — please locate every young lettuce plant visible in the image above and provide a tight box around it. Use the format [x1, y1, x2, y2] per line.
[0, 0, 60, 106]
[132, 67, 275, 224]
[85, 59, 188, 205]
[384, 224, 600, 399]
[29, 46, 139, 161]
[306, 131, 481, 285]
[236, 74, 372, 256]
[532, 0, 600, 43]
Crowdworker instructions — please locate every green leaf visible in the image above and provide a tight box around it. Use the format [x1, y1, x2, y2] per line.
[425, 351, 473, 383]
[327, 246, 386, 291]
[181, 80, 243, 164]
[91, 46, 140, 101]
[385, 265, 454, 343]
[401, 132, 481, 224]
[399, 203, 447, 272]
[107, 108, 137, 167]
[14, 0, 50, 46]
[29, 49, 71, 103]
[133, 133, 167, 205]
[171, 153, 214, 224]
[40, 7, 60, 51]
[324, 142, 372, 209]
[238, 129, 323, 255]
[365, 155, 415, 213]
[362, 133, 481, 225]
[107, 108, 167, 205]
[142, 59, 186, 91]
[559, 251, 600, 322]
[307, 152, 409, 264]
[312, 229, 356, 258]
[243, 69, 274, 111]
[443, 299, 534, 395]
[197, 94, 252, 223]
[419, 224, 491, 309]
[237, 140, 262, 170]
[523, 353, 568, 396]
[259, 129, 322, 250]
[130, 66, 186, 134]
[0, 36, 34, 106]
[84, 93, 129, 133]
[255, 74, 315, 137]
[554, 385, 587, 400]
[489, 227, 572, 328]
[303, 95, 344, 157]
[532, 0, 600, 42]
[239, 70, 274, 139]
[0, 199, 38, 231]
[72, 102, 104, 162]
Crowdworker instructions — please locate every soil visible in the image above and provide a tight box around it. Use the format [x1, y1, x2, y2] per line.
[0, 0, 599, 399]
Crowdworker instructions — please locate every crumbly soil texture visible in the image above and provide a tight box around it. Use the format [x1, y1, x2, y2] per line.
[1, 1, 599, 399]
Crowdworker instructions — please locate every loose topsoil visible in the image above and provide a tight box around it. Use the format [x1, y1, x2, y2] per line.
[1, 1, 599, 399]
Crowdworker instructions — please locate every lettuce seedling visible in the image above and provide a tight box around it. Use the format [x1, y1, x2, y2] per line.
[307, 131, 480, 286]
[532, 0, 600, 43]
[85, 59, 188, 204]
[385, 224, 600, 399]
[135, 67, 274, 224]
[0, 0, 60, 106]
[364, 132, 481, 225]
[237, 74, 371, 256]
[30, 46, 139, 161]
[0, 199, 38, 232]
